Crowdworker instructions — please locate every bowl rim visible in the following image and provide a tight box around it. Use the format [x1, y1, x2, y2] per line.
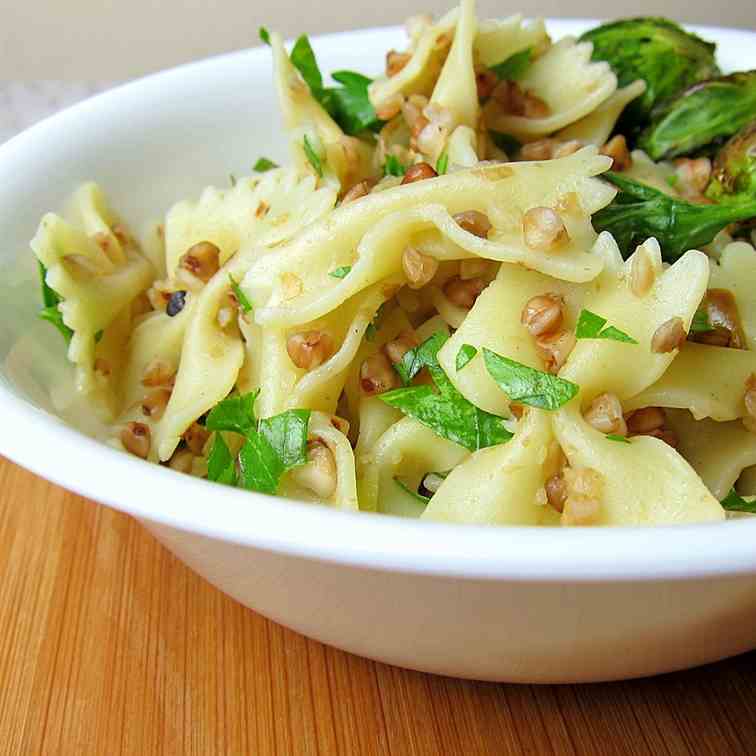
[3, 19, 756, 583]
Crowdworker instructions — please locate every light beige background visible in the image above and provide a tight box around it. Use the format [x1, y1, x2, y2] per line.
[1, 0, 754, 81]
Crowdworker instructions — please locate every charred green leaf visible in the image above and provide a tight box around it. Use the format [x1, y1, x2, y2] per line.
[639, 72, 756, 159]
[580, 17, 719, 134]
[706, 120, 756, 203]
[592, 172, 756, 260]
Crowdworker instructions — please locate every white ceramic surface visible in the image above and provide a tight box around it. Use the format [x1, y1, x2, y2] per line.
[1, 21, 756, 683]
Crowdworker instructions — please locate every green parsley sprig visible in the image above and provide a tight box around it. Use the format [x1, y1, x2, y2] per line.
[288, 34, 383, 135]
[455, 344, 478, 371]
[205, 390, 311, 494]
[380, 332, 513, 451]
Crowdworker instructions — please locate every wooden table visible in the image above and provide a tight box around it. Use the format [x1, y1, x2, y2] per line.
[1, 456, 756, 755]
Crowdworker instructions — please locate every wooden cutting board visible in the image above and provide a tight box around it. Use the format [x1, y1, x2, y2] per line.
[1, 454, 755, 755]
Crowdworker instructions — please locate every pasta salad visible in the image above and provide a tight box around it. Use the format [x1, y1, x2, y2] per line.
[31, 2, 756, 526]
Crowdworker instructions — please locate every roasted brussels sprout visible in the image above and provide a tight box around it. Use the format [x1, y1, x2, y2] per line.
[580, 18, 719, 134]
[592, 172, 756, 260]
[706, 120, 756, 203]
[638, 72, 756, 160]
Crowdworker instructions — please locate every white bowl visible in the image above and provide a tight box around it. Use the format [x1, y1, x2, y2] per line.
[2, 20, 756, 683]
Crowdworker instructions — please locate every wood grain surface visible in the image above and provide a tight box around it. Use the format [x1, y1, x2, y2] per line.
[1, 455, 756, 755]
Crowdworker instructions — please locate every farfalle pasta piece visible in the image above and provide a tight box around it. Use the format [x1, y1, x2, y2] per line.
[30, 183, 154, 413]
[624, 150, 679, 196]
[665, 410, 756, 501]
[552, 237, 721, 525]
[288, 284, 399, 411]
[245, 149, 615, 329]
[423, 408, 556, 524]
[553, 405, 724, 524]
[625, 343, 756, 422]
[164, 168, 337, 278]
[353, 396, 403, 458]
[68, 183, 128, 265]
[368, 8, 458, 113]
[357, 417, 468, 515]
[475, 14, 549, 67]
[118, 302, 197, 413]
[560, 237, 709, 401]
[236, 315, 264, 398]
[709, 241, 756, 350]
[557, 79, 646, 146]
[484, 37, 617, 141]
[153, 248, 258, 460]
[436, 252, 590, 415]
[254, 279, 400, 419]
[429, 0, 479, 132]
[342, 306, 417, 429]
[446, 125, 480, 167]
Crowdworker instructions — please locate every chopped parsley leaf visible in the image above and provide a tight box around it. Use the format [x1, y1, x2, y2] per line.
[329, 266, 352, 279]
[721, 489, 756, 514]
[207, 433, 237, 485]
[303, 134, 323, 177]
[329, 70, 383, 135]
[229, 274, 253, 313]
[576, 309, 638, 344]
[381, 332, 513, 451]
[690, 308, 714, 334]
[483, 349, 579, 411]
[253, 157, 278, 172]
[394, 331, 447, 385]
[365, 303, 387, 342]
[394, 478, 430, 504]
[666, 174, 680, 189]
[290, 34, 324, 91]
[206, 391, 310, 495]
[384, 154, 406, 177]
[37, 260, 73, 344]
[288, 35, 382, 134]
[455, 344, 478, 372]
[206, 390, 259, 436]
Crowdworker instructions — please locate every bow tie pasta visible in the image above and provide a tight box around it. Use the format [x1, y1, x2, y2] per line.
[29, 2, 755, 526]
